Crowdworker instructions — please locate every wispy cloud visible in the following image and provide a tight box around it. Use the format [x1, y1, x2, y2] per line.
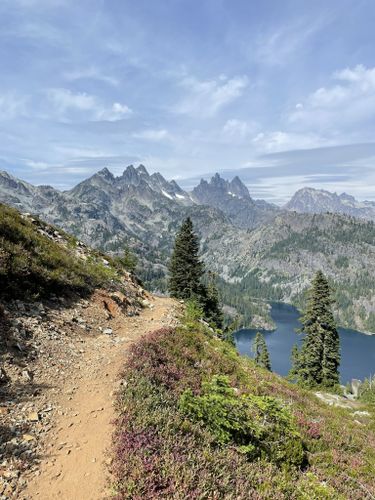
[132, 128, 171, 141]
[222, 119, 258, 140]
[251, 130, 329, 153]
[289, 65, 375, 133]
[63, 67, 119, 87]
[0, 93, 29, 120]
[254, 16, 329, 66]
[175, 75, 249, 117]
[46, 88, 131, 122]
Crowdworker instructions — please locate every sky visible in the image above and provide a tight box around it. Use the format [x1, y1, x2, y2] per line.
[1, 0, 375, 203]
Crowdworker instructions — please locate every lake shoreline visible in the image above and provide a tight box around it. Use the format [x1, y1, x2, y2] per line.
[242, 300, 375, 337]
[235, 302, 375, 384]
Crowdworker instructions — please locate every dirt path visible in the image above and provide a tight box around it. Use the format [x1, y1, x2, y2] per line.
[23, 296, 178, 500]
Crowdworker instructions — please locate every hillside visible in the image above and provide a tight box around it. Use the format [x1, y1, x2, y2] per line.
[0, 202, 172, 498]
[203, 212, 375, 332]
[1, 202, 375, 499]
[111, 311, 375, 499]
[1, 168, 375, 331]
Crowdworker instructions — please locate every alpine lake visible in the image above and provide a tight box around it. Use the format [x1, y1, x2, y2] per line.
[235, 302, 375, 384]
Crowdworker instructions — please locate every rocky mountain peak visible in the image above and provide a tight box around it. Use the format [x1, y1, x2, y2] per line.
[136, 164, 149, 176]
[150, 171, 167, 184]
[96, 167, 114, 182]
[285, 186, 375, 220]
[193, 173, 252, 202]
[210, 173, 227, 189]
[120, 164, 146, 186]
[229, 176, 251, 200]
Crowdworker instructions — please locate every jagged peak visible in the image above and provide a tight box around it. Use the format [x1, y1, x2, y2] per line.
[136, 164, 149, 176]
[0, 170, 21, 181]
[211, 172, 225, 183]
[229, 176, 251, 200]
[150, 172, 167, 183]
[122, 164, 136, 175]
[169, 179, 183, 192]
[96, 167, 114, 180]
[198, 178, 209, 186]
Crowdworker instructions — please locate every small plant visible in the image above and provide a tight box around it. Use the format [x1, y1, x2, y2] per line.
[359, 375, 375, 405]
[116, 246, 138, 273]
[179, 375, 304, 466]
[253, 332, 272, 371]
[182, 299, 205, 325]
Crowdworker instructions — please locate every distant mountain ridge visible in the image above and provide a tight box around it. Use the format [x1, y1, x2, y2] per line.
[192, 173, 279, 228]
[1, 166, 375, 332]
[285, 187, 375, 220]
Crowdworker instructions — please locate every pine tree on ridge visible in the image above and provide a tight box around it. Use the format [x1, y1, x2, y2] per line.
[253, 331, 272, 371]
[291, 271, 340, 387]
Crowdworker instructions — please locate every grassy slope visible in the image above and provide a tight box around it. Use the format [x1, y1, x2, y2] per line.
[112, 316, 375, 499]
[0, 203, 131, 300]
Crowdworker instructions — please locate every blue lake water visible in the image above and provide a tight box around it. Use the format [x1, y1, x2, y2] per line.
[234, 302, 375, 384]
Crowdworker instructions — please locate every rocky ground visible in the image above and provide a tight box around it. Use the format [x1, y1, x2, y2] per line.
[0, 286, 181, 499]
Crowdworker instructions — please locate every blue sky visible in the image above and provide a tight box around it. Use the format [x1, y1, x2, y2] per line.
[1, 0, 375, 202]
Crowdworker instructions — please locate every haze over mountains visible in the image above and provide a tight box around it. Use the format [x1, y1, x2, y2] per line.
[1, 165, 375, 332]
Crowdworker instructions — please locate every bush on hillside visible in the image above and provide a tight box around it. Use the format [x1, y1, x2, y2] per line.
[111, 318, 375, 499]
[0, 203, 121, 299]
[179, 374, 304, 465]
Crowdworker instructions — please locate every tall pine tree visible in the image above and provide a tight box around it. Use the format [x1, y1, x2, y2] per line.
[296, 271, 340, 387]
[168, 217, 204, 300]
[168, 219, 223, 330]
[200, 272, 224, 329]
[253, 332, 272, 371]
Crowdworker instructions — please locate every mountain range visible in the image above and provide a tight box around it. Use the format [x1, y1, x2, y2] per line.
[285, 187, 375, 220]
[1, 165, 374, 332]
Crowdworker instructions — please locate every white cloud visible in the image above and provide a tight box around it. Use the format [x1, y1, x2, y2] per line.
[222, 119, 258, 139]
[47, 88, 96, 112]
[63, 67, 119, 87]
[289, 65, 375, 132]
[252, 131, 327, 153]
[0, 93, 28, 120]
[132, 129, 170, 141]
[22, 159, 52, 170]
[47, 88, 131, 122]
[176, 75, 248, 117]
[96, 102, 132, 121]
[255, 17, 328, 67]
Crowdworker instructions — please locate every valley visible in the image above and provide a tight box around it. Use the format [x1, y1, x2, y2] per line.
[1, 189, 374, 499]
[1, 166, 374, 332]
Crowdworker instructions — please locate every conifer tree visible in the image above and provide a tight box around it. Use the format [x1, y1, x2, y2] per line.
[289, 344, 301, 382]
[253, 332, 271, 371]
[168, 217, 204, 300]
[297, 271, 340, 387]
[120, 245, 138, 273]
[199, 272, 224, 329]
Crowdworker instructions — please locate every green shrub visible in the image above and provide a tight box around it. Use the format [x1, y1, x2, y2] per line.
[0, 203, 124, 299]
[179, 375, 304, 466]
[359, 376, 375, 405]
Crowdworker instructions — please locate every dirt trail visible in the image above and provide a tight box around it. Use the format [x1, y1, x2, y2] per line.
[23, 296, 177, 500]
